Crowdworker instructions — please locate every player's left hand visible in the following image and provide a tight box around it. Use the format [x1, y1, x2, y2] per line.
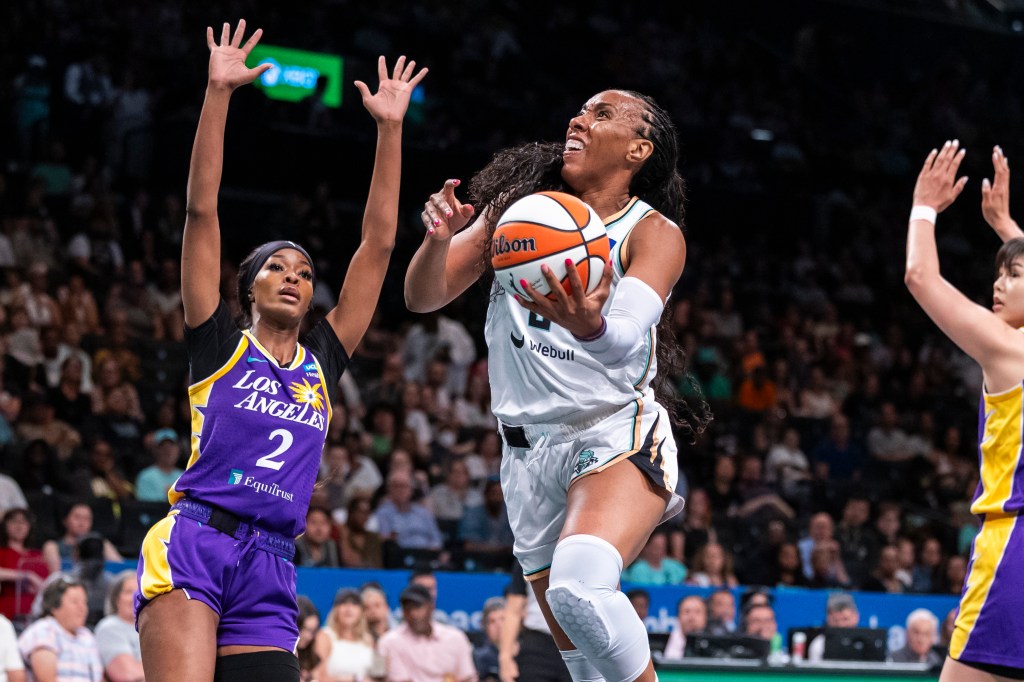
[913, 139, 968, 213]
[515, 259, 613, 339]
[355, 55, 428, 125]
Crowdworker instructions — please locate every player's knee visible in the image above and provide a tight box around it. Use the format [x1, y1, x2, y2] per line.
[546, 535, 651, 682]
[214, 651, 299, 682]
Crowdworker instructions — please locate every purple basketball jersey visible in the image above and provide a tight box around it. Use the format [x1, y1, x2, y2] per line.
[171, 330, 333, 537]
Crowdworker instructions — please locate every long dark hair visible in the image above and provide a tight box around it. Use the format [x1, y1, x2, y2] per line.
[468, 91, 711, 441]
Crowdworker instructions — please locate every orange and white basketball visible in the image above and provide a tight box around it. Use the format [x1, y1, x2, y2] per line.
[491, 191, 610, 302]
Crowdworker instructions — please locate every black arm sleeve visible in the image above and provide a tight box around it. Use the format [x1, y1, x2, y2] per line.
[302, 319, 350, 405]
[185, 300, 243, 383]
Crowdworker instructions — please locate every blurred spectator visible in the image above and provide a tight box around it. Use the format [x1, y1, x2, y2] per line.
[408, 569, 450, 626]
[735, 364, 777, 416]
[295, 506, 340, 568]
[835, 494, 876, 587]
[890, 609, 941, 666]
[133, 428, 182, 502]
[687, 542, 738, 588]
[361, 584, 394, 643]
[627, 589, 650, 621]
[772, 541, 807, 587]
[47, 356, 93, 428]
[18, 576, 102, 682]
[798, 512, 835, 579]
[498, 560, 569, 682]
[940, 608, 957, 649]
[374, 469, 443, 551]
[0, 509, 48, 623]
[807, 539, 851, 590]
[377, 584, 477, 682]
[706, 589, 737, 635]
[677, 488, 716, 565]
[911, 536, 944, 594]
[402, 312, 476, 398]
[459, 479, 514, 554]
[319, 443, 382, 512]
[862, 544, 905, 593]
[472, 596, 504, 682]
[313, 588, 377, 682]
[941, 554, 968, 595]
[743, 602, 786, 662]
[56, 278, 101, 338]
[765, 427, 811, 503]
[87, 439, 133, 504]
[428, 458, 481, 528]
[453, 372, 497, 432]
[41, 503, 121, 574]
[93, 571, 143, 682]
[338, 496, 383, 569]
[807, 593, 860, 662]
[0, 473, 27, 514]
[867, 402, 915, 473]
[812, 414, 865, 482]
[0, 612, 23, 681]
[663, 594, 708, 659]
[622, 530, 687, 585]
[361, 352, 405, 407]
[15, 392, 81, 462]
[295, 596, 321, 682]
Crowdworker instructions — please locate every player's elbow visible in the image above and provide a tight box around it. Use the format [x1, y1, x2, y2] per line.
[404, 285, 441, 314]
[903, 264, 933, 292]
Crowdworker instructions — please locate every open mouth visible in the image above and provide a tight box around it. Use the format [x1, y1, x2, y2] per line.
[564, 138, 584, 155]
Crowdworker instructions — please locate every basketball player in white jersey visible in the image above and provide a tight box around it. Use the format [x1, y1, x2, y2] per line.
[405, 90, 711, 682]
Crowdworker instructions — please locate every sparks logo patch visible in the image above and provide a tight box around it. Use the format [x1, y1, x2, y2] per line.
[228, 469, 244, 484]
[290, 378, 325, 412]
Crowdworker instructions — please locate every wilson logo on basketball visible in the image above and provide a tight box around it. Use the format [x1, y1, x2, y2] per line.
[492, 234, 537, 256]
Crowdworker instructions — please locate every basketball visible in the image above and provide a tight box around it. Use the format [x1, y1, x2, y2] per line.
[491, 191, 610, 302]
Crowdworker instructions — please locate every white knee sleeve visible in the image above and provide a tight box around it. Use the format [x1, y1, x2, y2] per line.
[559, 649, 606, 682]
[546, 535, 651, 682]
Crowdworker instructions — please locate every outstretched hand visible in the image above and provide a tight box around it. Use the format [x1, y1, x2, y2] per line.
[913, 139, 968, 213]
[206, 20, 271, 91]
[355, 56, 428, 125]
[982, 145, 1019, 237]
[420, 179, 475, 241]
[516, 259, 614, 339]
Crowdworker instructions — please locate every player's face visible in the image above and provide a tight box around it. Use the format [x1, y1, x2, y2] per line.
[251, 248, 314, 323]
[994, 258, 1024, 327]
[561, 90, 649, 192]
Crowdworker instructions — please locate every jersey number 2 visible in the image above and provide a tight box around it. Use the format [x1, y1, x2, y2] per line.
[256, 429, 292, 470]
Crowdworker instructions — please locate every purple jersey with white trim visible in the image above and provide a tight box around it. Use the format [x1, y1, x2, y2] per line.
[170, 302, 346, 537]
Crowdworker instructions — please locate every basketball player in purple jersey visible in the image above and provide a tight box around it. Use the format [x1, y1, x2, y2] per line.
[908, 142, 1024, 682]
[406, 92, 711, 682]
[133, 21, 426, 682]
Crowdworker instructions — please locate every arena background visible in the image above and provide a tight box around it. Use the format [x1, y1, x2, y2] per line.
[2, 0, 1023, 678]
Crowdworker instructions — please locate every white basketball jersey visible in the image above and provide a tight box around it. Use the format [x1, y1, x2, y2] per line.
[487, 197, 661, 424]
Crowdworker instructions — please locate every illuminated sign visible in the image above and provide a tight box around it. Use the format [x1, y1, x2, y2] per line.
[247, 44, 343, 108]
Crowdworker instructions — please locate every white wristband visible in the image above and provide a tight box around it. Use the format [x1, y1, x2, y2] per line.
[910, 205, 937, 225]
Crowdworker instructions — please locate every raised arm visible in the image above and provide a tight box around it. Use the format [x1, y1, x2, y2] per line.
[982, 145, 1024, 242]
[181, 20, 271, 327]
[325, 56, 427, 353]
[905, 140, 1024, 388]
[405, 180, 489, 312]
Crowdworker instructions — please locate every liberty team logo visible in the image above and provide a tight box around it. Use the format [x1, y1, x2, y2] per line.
[573, 450, 599, 475]
[228, 469, 244, 484]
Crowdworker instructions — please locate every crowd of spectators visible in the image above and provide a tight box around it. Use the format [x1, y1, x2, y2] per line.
[0, 0, 1019, 676]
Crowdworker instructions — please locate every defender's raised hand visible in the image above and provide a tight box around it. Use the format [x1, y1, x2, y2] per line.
[355, 56, 428, 125]
[981, 145, 1023, 241]
[913, 139, 968, 213]
[206, 20, 271, 91]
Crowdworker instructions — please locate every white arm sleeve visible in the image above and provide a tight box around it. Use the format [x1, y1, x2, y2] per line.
[580, 276, 665, 365]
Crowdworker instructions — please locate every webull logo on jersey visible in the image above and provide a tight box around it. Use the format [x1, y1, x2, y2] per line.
[231, 369, 326, 431]
[512, 335, 576, 362]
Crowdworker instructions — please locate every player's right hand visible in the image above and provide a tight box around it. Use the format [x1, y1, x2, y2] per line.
[206, 20, 272, 91]
[421, 179, 475, 241]
[913, 139, 968, 214]
[498, 653, 519, 682]
[982, 145, 1018, 234]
